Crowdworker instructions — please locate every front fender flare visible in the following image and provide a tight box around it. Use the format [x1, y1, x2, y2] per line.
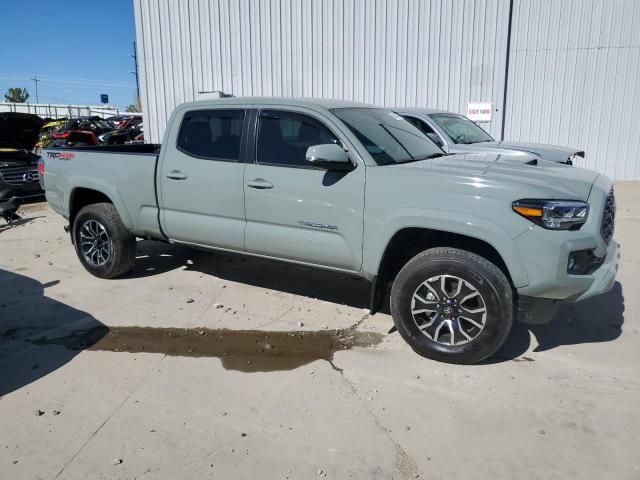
[363, 208, 530, 289]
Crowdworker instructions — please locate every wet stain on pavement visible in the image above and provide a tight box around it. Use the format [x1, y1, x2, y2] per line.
[3, 325, 384, 373]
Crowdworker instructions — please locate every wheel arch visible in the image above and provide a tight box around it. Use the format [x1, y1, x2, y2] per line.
[365, 215, 529, 314]
[67, 182, 133, 230]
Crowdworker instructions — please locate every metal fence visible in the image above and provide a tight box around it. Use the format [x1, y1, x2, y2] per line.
[0, 102, 121, 119]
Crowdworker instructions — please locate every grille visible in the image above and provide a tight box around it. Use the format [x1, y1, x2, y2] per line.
[0, 166, 40, 185]
[601, 187, 616, 244]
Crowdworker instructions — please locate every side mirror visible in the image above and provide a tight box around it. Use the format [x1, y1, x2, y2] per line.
[305, 144, 354, 171]
[427, 133, 444, 148]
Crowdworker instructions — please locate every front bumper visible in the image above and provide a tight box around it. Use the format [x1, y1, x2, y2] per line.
[571, 239, 619, 302]
[514, 175, 618, 303]
[0, 180, 44, 201]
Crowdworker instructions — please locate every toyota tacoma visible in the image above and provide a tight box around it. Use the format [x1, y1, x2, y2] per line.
[41, 98, 619, 364]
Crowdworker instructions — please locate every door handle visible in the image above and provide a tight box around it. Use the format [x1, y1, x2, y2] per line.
[247, 178, 274, 189]
[166, 170, 188, 180]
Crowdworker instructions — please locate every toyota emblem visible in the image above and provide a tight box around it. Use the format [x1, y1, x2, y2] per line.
[23, 173, 35, 182]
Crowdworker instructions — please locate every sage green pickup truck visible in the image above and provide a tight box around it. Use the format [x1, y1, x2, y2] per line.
[41, 98, 619, 364]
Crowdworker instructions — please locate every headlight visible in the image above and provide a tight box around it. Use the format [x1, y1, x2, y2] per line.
[512, 199, 589, 230]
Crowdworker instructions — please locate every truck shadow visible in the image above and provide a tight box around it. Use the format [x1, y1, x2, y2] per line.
[127, 240, 372, 309]
[0, 268, 107, 396]
[491, 281, 625, 362]
[0, 216, 46, 235]
[127, 241, 625, 360]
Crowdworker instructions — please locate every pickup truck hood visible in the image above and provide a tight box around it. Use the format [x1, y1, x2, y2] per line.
[457, 141, 584, 164]
[0, 113, 45, 151]
[390, 153, 598, 201]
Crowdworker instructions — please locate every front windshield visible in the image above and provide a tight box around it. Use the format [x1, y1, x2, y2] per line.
[332, 108, 443, 165]
[429, 114, 494, 144]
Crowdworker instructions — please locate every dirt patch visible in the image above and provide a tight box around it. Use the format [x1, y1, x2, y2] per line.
[4, 325, 384, 373]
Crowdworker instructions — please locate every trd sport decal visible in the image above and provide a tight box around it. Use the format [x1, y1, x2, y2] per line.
[46, 151, 75, 160]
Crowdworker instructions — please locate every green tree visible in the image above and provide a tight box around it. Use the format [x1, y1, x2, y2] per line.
[126, 96, 141, 113]
[4, 87, 29, 103]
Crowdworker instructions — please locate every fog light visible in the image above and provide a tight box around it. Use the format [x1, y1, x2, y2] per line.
[568, 250, 604, 275]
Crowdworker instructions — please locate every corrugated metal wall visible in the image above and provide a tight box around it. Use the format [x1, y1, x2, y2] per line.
[134, 0, 510, 144]
[134, 0, 640, 179]
[506, 0, 640, 179]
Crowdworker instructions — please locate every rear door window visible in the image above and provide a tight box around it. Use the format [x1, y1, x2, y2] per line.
[177, 109, 244, 161]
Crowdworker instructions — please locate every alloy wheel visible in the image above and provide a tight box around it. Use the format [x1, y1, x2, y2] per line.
[79, 219, 112, 267]
[411, 274, 487, 346]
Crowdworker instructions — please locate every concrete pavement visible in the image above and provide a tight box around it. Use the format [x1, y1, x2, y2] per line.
[1, 183, 638, 479]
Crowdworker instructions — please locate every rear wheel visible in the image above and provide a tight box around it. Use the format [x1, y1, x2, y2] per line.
[390, 247, 513, 364]
[72, 203, 136, 278]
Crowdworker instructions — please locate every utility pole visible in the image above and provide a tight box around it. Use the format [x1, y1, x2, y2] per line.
[30, 74, 40, 103]
[131, 42, 140, 107]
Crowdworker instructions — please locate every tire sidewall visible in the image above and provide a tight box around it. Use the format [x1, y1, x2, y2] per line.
[391, 253, 513, 364]
[72, 206, 120, 279]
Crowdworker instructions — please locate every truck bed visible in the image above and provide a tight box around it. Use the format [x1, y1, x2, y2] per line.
[42, 145, 164, 238]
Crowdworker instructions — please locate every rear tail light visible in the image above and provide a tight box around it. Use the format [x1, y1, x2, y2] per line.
[38, 159, 45, 188]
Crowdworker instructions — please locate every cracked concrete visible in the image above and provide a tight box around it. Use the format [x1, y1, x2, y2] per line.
[1, 182, 639, 479]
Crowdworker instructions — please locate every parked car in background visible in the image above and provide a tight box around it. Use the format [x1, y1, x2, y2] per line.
[41, 98, 617, 365]
[0, 112, 44, 200]
[49, 116, 115, 147]
[37, 118, 68, 150]
[99, 116, 144, 145]
[397, 108, 585, 165]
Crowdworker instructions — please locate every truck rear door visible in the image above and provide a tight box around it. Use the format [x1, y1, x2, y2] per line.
[157, 107, 248, 250]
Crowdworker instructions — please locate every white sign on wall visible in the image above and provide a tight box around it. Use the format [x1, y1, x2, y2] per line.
[467, 102, 492, 122]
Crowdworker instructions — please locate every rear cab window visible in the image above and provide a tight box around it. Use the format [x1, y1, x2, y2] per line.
[177, 109, 245, 161]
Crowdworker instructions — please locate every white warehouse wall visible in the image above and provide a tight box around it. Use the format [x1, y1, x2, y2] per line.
[134, 0, 510, 142]
[134, 0, 640, 179]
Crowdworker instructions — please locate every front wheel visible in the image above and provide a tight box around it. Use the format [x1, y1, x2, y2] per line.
[390, 247, 513, 364]
[72, 203, 136, 278]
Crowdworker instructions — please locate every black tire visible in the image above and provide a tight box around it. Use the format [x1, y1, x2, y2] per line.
[72, 202, 136, 279]
[390, 247, 513, 364]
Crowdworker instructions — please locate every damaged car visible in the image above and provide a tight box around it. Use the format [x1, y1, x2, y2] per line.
[398, 108, 584, 165]
[0, 112, 45, 200]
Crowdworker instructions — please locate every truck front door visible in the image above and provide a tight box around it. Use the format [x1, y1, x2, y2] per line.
[158, 107, 248, 250]
[243, 109, 365, 271]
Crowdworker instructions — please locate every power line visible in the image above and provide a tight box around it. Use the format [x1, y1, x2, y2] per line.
[131, 41, 140, 103]
[0, 73, 135, 89]
[30, 75, 40, 103]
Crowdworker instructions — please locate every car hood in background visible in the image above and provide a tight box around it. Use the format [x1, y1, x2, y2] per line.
[461, 141, 584, 164]
[0, 113, 45, 151]
[390, 153, 599, 201]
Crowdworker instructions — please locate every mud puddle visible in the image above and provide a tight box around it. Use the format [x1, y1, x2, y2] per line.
[3, 325, 384, 373]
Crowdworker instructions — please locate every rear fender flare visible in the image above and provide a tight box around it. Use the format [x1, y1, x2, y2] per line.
[67, 177, 133, 229]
